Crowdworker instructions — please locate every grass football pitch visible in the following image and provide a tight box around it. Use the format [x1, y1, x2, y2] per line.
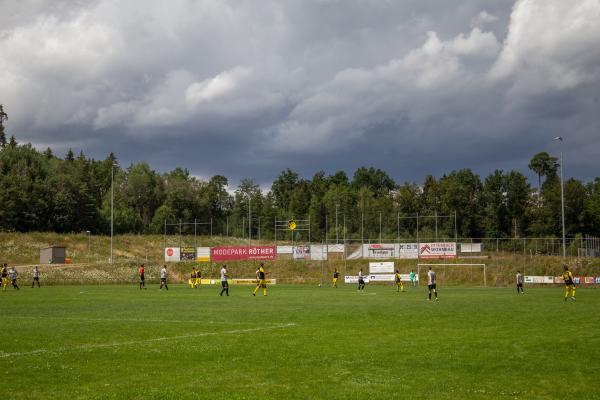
[2, 284, 598, 400]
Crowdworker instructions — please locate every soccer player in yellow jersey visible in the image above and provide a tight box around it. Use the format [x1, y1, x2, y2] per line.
[395, 270, 404, 292]
[1, 264, 8, 291]
[189, 268, 197, 288]
[562, 265, 576, 302]
[332, 268, 339, 288]
[252, 263, 267, 296]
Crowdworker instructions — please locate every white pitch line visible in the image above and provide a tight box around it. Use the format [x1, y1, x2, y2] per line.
[5, 316, 287, 325]
[0, 323, 296, 359]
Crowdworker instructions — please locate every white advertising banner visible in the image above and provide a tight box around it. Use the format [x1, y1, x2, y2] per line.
[276, 246, 293, 254]
[524, 276, 554, 284]
[164, 247, 180, 262]
[327, 244, 345, 253]
[460, 243, 482, 253]
[369, 274, 395, 282]
[363, 244, 397, 259]
[369, 262, 395, 274]
[196, 247, 210, 262]
[398, 243, 419, 259]
[293, 245, 311, 260]
[344, 275, 371, 284]
[310, 245, 328, 260]
[419, 242, 457, 259]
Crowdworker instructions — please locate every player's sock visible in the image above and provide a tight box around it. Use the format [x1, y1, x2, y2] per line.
[428, 292, 431, 300]
[263, 288, 267, 296]
[434, 291, 437, 298]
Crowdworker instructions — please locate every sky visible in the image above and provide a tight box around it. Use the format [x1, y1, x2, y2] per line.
[1, 0, 599, 187]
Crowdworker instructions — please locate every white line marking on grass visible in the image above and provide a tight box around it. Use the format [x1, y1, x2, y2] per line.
[6, 316, 287, 325]
[0, 323, 297, 359]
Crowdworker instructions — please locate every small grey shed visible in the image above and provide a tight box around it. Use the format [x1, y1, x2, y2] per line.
[40, 246, 66, 264]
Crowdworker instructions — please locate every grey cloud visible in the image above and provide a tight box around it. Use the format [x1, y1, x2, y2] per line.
[0, 0, 599, 188]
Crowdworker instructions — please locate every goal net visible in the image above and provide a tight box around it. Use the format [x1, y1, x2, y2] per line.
[417, 263, 488, 287]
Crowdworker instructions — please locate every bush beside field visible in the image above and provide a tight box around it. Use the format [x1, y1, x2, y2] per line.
[1, 232, 599, 286]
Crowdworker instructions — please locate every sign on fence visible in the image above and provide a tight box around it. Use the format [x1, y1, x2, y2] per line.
[369, 274, 395, 282]
[460, 243, 482, 253]
[525, 276, 554, 284]
[399, 243, 419, 259]
[196, 247, 210, 262]
[164, 247, 180, 262]
[327, 244, 345, 253]
[211, 246, 276, 261]
[293, 246, 311, 260]
[344, 275, 371, 284]
[310, 245, 328, 260]
[180, 247, 196, 261]
[364, 244, 395, 258]
[276, 246, 293, 254]
[419, 242, 457, 259]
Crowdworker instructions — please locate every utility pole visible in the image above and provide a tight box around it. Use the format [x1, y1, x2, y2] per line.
[554, 136, 567, 260]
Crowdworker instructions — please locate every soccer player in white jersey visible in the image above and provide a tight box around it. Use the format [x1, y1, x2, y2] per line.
[358, 268, 366, 292]
[219, 265, 229, 296]
[516, 270, 524, 294]
[159, 265, 169, 290]
[31, 266, 41, 288]
[427, 267, 438, 301]
[9, 266, 20, 290]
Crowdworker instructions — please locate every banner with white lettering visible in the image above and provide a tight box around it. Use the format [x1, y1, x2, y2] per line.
[211, 246, 276, 262]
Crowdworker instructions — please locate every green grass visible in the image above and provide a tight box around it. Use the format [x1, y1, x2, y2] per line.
[1, 284, 599, 400]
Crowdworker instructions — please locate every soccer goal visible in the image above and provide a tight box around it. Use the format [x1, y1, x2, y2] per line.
[417, 263, 488, 287]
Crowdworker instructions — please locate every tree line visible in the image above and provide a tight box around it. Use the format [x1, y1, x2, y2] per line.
[1, 106, 599, 240]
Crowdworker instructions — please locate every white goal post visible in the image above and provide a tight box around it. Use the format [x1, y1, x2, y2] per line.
[417, 263, 488, 287]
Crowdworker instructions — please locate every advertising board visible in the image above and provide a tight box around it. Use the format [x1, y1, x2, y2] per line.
[369, 262, 394, 274]
[419, 242, 457, 259]
[211, 246, 276, 262]
[164, 247, 180, 262]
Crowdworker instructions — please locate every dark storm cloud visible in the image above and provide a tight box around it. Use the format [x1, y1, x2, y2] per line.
[1, 0, 599, 188]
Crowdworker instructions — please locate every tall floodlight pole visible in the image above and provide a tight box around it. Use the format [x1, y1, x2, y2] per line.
[335, 203, 339, 244]
[248, 195, 251, 241]
[110, 164, 115, 264]
[554, 136, 566, 260]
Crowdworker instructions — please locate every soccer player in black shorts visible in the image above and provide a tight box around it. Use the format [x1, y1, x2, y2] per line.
[31, 266, 41, 288]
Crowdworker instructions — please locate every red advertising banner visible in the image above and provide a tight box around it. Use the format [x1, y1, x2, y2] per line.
[211, 246, 276, 261]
